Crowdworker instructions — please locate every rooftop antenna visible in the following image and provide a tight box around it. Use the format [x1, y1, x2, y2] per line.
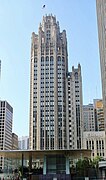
[96, 85, 98, 98]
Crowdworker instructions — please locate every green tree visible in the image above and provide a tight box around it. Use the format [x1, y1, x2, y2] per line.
[92, 156, 102, 168]
[76, 157, 93, 177]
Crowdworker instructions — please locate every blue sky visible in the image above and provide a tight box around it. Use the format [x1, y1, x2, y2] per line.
[0, 0, 102, 137]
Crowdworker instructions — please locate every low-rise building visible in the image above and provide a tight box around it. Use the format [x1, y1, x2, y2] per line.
[83, 131, 106, 159]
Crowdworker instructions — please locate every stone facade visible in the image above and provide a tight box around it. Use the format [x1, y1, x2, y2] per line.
[67, 64, 83, 149]
[96, 0, 106, 133]
[83, 131, 106, 159]
[29, 15, 68, 150]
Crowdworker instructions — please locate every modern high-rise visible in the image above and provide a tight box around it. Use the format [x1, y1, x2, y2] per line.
[0, 101, 13, 169]
[29, 15, 68, 150]
[96, 0, 106, 128]
[94, 99, 104, 131]
[18, 136, 29, 150]
[83, 104, 95, 132]
[12, 133, 18, 150]
[18, 136, 29, 167]
[67, 64, 83, 149]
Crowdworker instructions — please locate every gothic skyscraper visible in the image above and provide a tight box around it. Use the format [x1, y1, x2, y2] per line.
[29, 15, 68, 150]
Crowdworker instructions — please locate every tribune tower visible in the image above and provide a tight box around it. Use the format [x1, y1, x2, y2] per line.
[29, 15, 68, 150]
